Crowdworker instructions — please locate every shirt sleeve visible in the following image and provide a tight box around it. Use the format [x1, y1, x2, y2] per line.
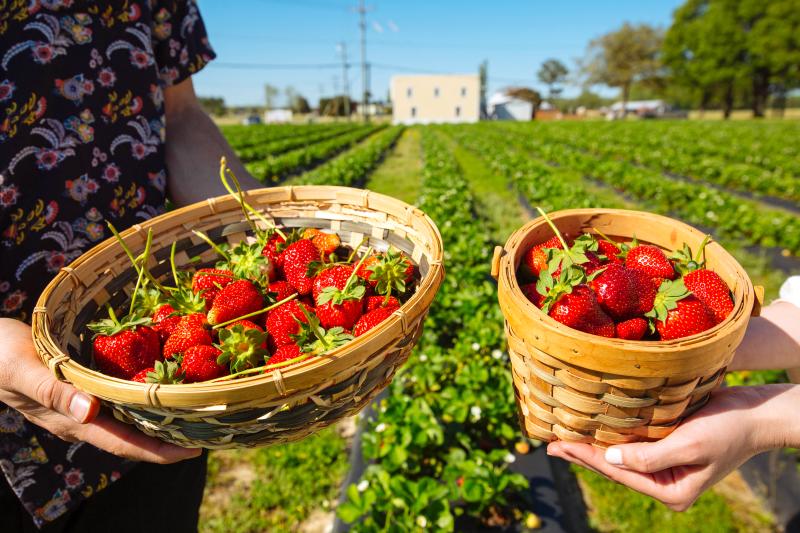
[150, 0, 216, 87]
[777, 276, 800, 308]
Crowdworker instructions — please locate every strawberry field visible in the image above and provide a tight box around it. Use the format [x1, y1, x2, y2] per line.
[202, 120, 799, 532]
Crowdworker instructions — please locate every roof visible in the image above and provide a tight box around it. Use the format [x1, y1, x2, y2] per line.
[610, 99, 665, 110]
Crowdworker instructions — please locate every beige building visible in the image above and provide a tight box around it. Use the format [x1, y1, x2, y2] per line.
[390, 74, 480, 125]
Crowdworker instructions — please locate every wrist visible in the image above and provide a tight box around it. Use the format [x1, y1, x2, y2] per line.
[745, 384, 800, 451]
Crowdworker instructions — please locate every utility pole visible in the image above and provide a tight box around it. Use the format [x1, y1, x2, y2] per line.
[353, 0, 373, 122]
[338, 42, 351, 120]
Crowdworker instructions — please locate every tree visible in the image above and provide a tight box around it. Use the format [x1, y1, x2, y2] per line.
[581, 23, 664, 112]
[284, 86, 297, 109]
[319, 96, 357, 117]
[505, 87, 541, 119]
[537, 59, 568, 99]
[264, 84, 279, 110]
[197, 96, 226, 117]
[292, 95, 311, 114]
[479, 59, 488, 117]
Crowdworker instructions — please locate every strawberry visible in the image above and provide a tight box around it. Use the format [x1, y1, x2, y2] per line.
[303, 228, 341, 256]
[597, 239, 623, 264]
[267, 280, 297, 303]
[261, 233, 286, 268]
[314, 265, 366, 330]
[683, 269, 734, 324]
[207, 279, 264, 326]
[132, 360, 184, 384]
[266, 300, 312, 347]
[522, 236, 563, 276]
[282, 239, 321, 295]
[217, 320, 269, 372]
[548, 284, 615, 338]
[520, 283, 545, 308]
[181, 345, 227, 383]
[266, 344, 303, 368]
[582, 251, 605, 275]
[292, 306, 355, 351]
[354, 306, 396, 336]
[626, 245, 676, 280]
[312, 266, 354, 302]
[163, 314, 212, 358]
[191, 268, 235, 308]
[627, 267, 658, 315]
[589, 263, 639, 320]
[357, 248, 415, 296]
[364, 295, 400, 313]
[88, 308, 161, 380]
[151, 304, 182, 342]
[615, 318, 648, 340]
[655, 295, 716, 340]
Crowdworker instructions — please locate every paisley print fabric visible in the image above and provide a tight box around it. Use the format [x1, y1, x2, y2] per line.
[0, 0, 214, 527]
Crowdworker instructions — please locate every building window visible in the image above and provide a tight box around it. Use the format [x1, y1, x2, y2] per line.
[411, 107, 417, 118]
[455, 106, 461, 117]
[407, 87, 413, 98]
[461, 87, 467, 97]
[434, 87, 440, 98]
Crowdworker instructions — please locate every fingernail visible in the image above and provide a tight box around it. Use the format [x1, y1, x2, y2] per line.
[605, 447, 623, 465]
[69, 393, 92, 423]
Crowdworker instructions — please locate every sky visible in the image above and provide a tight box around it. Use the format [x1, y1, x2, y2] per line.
[193, 0, 684, 108]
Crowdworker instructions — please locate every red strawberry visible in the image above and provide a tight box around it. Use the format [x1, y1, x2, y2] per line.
[627, 268, 658, 315]
[615, 318, 648, 340]
[582, 251, 605, 275]
[364, 295, 400, 313]
[356, 255, 379, 284]
[597, 240, 623, 264]
[523, 236, 563, 276]
[92, 326, 161, 380]
[266, 344, 304, 368]
[683, 269, 734, 324]
[191, 268, 235, 308]
[313, 265, 366, 329]
[226, 319, 264, 332]
[520, 283, 545, 308]
[655, 295, 716, 340]
[268, 280, 297, 303]
[315, 300, 363, 330]
[357, 248, 415, 296]
[132, 367, 153, 383]
[282, 239, 321, 295]
[626, 245, 676, 280]
[152, 304, 182, 342]
[589, 263, 638, 320]
[181, 345, 227, 383]
[163, 314, 212, 358]
[266, 300, 312, 347]
[354, 306, 395, 336]
[217, 319, 269, 372]
[312, 266, 354, 302]
[261, 233, 286, 269]
[548, 284, 615, 338]
[207, 279, 264, 326]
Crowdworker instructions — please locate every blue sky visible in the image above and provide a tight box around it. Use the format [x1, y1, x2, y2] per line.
[193, 0, 684, 107]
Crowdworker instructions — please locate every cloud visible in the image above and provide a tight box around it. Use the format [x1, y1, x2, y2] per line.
[372, 21, 384, 33]
[387, 20, 399, 32]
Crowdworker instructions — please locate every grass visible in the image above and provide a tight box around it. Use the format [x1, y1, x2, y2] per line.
[575, 467, 776, 533]
[366, 126, 424, 204]
[199, 426, 350, 533]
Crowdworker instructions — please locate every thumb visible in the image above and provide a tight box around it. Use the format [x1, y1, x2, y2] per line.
[20, 364, 100, 424]
[604, 436, 701, 473]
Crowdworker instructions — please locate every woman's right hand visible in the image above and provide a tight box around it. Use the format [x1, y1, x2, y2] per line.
[0, 318, 200, 463]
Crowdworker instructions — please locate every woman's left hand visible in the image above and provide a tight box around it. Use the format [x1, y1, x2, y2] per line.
[546, 384, 798, 511]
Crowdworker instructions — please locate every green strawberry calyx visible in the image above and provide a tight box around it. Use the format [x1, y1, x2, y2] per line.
[365, 247, 411, 297]
[293, 304, 355, 354]
[318, 247, 373, 305]
[537, 265, 587, 314]
[670, 234, 711, 276]
[217, 324, 269, 373]
[87, 306, 152, 338]
[645, 279, 692, 323]
[145, 360, 185, 384]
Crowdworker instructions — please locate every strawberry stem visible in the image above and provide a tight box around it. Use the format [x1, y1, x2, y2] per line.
[592, 227, 618, 245]
[211, 292, 298, 330]
[207, 352, 314, 382]
[695, 234, 711, 264]
[346, 236, 369, 264]
[192, 230, 231, 262]
[343, 246, 373, 293]
[219, 157, 286, 241]
[107, 222, 166, 292]
[169, 242, 180, 287]
[128, 229, 152, 316]
[535, 207, 570, 251]
[296, 303, 330, 348]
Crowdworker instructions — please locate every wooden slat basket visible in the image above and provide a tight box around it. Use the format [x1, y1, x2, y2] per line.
[32, 186, 444, 449]
[491, 208, 761, 447]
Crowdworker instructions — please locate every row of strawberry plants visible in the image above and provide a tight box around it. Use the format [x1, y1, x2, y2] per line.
[336, 129, 529, 531]
[236, 124, 362, 162]
[244, 124, 385, 184]
[221, 123, 333, 151]
[483, 123, 800, 255]
[296, 126, 404, 187]
[506, 122, 800, 203]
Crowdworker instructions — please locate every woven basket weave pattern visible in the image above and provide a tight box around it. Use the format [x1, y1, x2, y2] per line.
[33, 186, 444, 449]
[494, 209, 757, 447]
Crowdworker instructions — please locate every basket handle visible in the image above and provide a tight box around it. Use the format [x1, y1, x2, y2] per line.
[751, 285, 764, 317]
[491, 246, 504, 280]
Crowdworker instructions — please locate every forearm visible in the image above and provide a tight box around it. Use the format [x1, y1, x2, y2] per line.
[728, 301, 800, 372]
[164, 92, 262, 207]
[746, 384, 800, 450]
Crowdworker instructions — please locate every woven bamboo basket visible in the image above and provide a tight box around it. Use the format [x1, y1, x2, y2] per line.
[491, 208, 763, 447]
[32, 186, 444, 449]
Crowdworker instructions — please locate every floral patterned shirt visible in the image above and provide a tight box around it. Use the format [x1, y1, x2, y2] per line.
[0, 0, 214, 527]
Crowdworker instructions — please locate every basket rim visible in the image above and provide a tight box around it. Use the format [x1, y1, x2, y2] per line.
[497, 208, 755, 351]
[32, 185, 444, 407]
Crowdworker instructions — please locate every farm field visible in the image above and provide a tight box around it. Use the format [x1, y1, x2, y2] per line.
[203, 120, 799, 532]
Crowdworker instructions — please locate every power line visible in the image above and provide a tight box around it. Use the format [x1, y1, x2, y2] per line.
[209, 62, 342, 70]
